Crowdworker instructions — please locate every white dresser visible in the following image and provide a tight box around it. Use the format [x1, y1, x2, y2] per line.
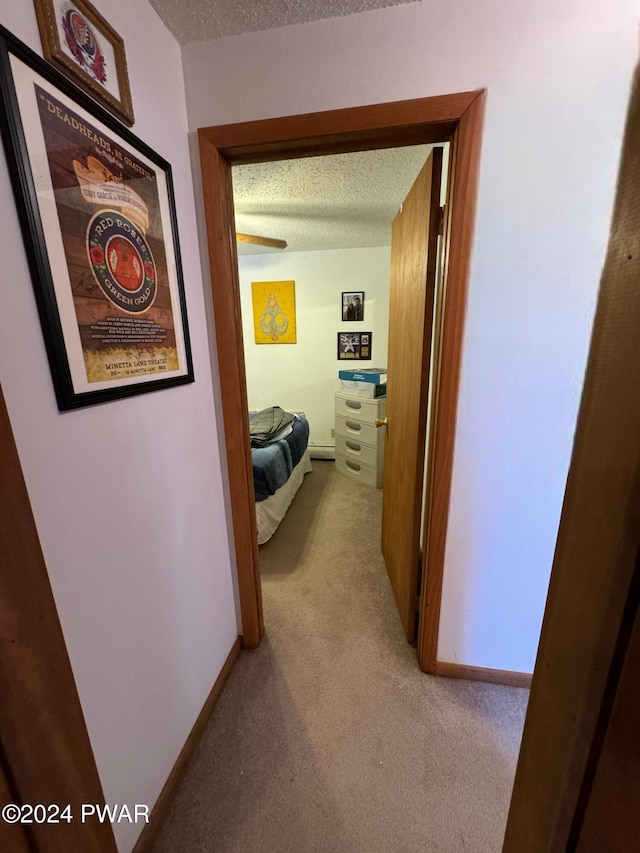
[334, 392, 386, 488]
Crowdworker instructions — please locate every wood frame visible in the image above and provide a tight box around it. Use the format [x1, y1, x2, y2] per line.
[0, 26, 194, 411]
[503, 62, 640, 852]
[0, 383, 116, 853]
[198, 90, 485, 665]
[419, 93, 485, 671]
[33, 0, 134, 125]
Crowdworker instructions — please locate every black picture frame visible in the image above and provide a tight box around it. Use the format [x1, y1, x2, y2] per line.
[0, 25, 194, 411]
[341, 290, 364, 321]
[337, 332, 372, 360]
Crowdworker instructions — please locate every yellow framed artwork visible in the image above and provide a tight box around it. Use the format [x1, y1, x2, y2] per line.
[251, 280, 297, 344]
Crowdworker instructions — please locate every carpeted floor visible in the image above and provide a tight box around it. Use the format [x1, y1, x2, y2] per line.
[150, 460, 528, 852]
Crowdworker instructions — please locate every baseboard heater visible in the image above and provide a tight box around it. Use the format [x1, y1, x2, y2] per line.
[309, 444, 335, 461]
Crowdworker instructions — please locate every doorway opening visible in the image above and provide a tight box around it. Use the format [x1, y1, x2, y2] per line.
[197, 90, 484, 673]
[233, 146, 445, 508]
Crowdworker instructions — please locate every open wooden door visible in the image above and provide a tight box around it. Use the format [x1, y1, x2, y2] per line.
[381, 147, 443, 644]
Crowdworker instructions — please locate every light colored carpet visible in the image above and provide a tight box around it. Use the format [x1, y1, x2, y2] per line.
[150, 461, 528, 852]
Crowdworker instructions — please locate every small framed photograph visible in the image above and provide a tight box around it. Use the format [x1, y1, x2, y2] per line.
[342, 291, 364, 321]
[33, 0, 134, 126]
[337, 332, 372, 360]
[0, 28, 193, 410]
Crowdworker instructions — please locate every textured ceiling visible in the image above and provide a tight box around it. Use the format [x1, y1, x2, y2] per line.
[232, 145, 436, 255]
[148, 0, 416, 44]
[147, 1, 440, 255]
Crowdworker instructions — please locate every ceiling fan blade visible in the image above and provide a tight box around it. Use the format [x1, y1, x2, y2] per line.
[236, 232, 287, 249]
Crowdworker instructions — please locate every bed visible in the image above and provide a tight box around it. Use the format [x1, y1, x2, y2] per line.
[250, 409, 312, 544]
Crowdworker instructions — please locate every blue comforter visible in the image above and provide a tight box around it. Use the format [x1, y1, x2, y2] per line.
[251, 414, 310, 502]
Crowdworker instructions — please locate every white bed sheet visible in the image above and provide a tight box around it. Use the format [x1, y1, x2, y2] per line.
[256, 448, 313, 544]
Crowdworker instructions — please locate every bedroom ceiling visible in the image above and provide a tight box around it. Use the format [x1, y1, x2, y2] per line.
[232, 145, 437, 255]
[148, 0, 417, 44]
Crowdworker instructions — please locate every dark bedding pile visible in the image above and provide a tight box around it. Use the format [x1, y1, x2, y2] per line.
[249, 409, 310, 502]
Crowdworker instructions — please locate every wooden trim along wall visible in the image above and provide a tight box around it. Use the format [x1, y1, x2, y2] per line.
[197, 136, 263, 650]
[0, 385, 116, 853]
[198, 90, 484, 669]
[418, 91, 485, 673]
[435, 662, 532, 689]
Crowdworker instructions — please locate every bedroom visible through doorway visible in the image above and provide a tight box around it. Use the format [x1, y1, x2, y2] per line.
[197, 90, 485, 664]
[231, 143, 449, 639]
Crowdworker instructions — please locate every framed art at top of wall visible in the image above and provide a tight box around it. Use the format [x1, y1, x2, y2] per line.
[33, 0, 134, 126]
[0, 25, 194, 410]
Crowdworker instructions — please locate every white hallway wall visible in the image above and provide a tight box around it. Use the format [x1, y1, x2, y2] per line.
[239, 247, 391, 447]
[185, 0, 637, 672]
[0, 3, 237, 852]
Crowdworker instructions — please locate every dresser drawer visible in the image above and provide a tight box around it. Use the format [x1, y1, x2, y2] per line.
[335, 392, 386, 426]
[335, 434, 384, 469]
[335, 414, 383, 448]
[335, 452, 383, 488]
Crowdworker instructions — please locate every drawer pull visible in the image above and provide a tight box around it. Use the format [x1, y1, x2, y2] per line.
[345, 459, 361, 472]
[345, 419, 361, 431]
[345, 399, 362, 410]
[345, 439, 361, 452]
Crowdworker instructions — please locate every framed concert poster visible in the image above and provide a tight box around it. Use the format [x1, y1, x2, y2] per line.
[0, 26, 194, 410]
[33, 0, 134, 126]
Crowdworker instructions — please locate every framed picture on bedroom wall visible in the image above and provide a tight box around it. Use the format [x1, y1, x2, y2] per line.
[342, 290, 364, 321]
[251, 280, 297, 344]
[337, 332, 372, 360]
[0, 27, 194, 411]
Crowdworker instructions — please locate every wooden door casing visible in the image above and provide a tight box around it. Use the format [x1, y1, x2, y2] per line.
[198, 91, 485, 670]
